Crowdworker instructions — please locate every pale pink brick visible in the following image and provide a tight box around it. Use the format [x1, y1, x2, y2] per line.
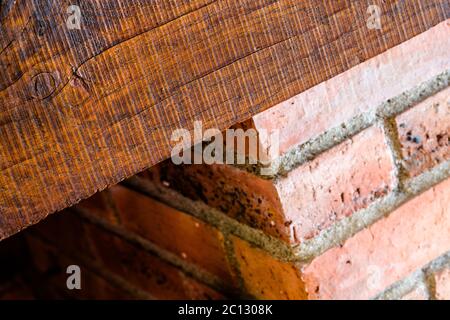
[253, 21, 450, 160]
[302, 178, 450, 300]
[396, 86, 450, 177]
[275, 126, 395, 241]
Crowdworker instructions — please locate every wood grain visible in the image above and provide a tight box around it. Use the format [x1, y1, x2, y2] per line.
[0, 0, 448, 239]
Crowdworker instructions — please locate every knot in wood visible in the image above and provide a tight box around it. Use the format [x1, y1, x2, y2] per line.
[31, 72, 57, 100]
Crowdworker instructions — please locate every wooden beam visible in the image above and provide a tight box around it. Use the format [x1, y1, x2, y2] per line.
[0, 0, 448, 239]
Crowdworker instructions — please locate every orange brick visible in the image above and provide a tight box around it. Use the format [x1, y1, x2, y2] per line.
[302, 178, 450, 300]
[434, 268, 450, 300]
[110, 185, 235, 283]
[396, 87, 450, 178]
[232, 237, 306, 299]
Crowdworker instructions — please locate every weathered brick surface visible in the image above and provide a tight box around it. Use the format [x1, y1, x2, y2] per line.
[142, 163, 289, 241]
[232, 237, 306, 300]
[275, 126, 395, 241]
[396, 86, 450, 178]
[147, 125, 395, 244]
[110, 185, 235, 283]
[302, 178, 450, 300]
[252, 21, 450, 159]
[433, 268, 450, 300]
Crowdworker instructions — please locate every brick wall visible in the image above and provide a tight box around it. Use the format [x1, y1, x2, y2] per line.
[4, 20, 450, 300]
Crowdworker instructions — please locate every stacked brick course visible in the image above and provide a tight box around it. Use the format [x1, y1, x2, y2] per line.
[7, 20, 450, 300]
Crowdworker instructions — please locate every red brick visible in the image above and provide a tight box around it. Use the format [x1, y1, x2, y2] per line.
[29, 205, 228, 299]
[275, 126, 395, 241]
[110, 185, 235, 283]
[434, 268, 450, 300]
[232, 237, 306, 300]
[252, 21, 450, 160]
[0, 233, 28, 284]
[26, 235, 132, 300]
[78, 268, 136, 300]
[0, 277, 35, 300]
[396, 86, 450, 178]
[179, 273, 226, 300]
[30, 209, 97, 260]
[302, 178, 450, 300]
[85, 222, 226, 300]
[28, 213, 226, 300]
[77, 190, 119, 224]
